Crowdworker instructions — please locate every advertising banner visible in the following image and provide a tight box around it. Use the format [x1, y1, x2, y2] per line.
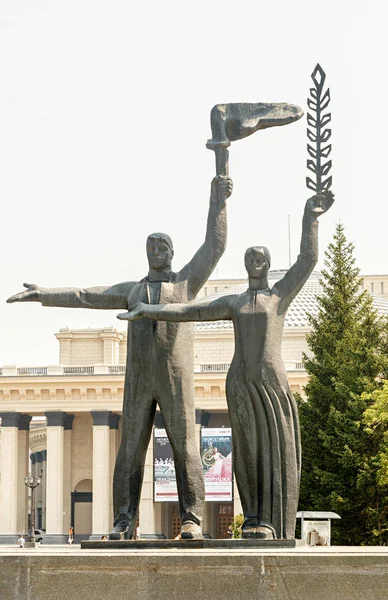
[154, 427, 233, 502]
[201, 428, 233, 502]
[154, 428, 178, 501]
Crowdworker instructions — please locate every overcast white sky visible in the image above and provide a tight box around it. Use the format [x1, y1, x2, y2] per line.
[0, 0, 387, 365]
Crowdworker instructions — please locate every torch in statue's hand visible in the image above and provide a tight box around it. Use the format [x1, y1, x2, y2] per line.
[207, 102, 304, 177]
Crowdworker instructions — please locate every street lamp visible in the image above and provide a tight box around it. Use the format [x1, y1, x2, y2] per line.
[24, 474, 42, 545]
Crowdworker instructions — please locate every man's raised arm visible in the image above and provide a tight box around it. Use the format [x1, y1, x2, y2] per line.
[7, 282, 131, 310]
[179, 176, 233, 300]
[274, 190, 335, 312]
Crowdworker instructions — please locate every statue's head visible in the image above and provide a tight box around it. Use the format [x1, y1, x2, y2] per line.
[147, 233, 174, 271]
[244, 246, 271, 279]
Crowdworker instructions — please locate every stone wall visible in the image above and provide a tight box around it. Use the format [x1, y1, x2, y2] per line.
[1, 552, 388, 600]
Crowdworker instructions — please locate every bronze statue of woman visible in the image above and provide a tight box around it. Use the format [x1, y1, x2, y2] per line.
[119, 190, 334, 540]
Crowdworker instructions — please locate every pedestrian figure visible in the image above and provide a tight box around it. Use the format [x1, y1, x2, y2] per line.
[68, 526, 74, 545]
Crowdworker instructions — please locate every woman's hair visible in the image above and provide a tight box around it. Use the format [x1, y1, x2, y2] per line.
[244, 246, 271, 268]
[147, 232, 174, 255]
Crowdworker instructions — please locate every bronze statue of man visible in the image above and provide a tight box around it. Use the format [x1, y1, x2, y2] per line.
[7, 175, 233, 539]
[118, 190, 334, 540]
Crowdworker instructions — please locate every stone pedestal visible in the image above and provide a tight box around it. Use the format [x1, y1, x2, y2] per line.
[1, 549, 388, 600]
[81, 538, 295, 549]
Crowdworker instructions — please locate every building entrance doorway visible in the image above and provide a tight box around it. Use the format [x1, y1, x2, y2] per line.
[71, 478, 92, 542]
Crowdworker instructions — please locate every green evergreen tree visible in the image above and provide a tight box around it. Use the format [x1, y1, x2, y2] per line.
[361, 381, 388, 544]
[298, 222, 388, 545]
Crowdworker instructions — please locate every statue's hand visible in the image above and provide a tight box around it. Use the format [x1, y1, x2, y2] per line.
[211, 175, 233, 201]
[117, 302, 147, 321]
[306, 190, 335, 216]
[7, 283, 41, 304]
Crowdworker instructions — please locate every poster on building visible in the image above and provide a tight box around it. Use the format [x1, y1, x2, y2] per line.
[201, 428, 233, 502]
[154, 428, 178, 502]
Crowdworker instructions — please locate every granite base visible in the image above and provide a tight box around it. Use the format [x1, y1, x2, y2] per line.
[81, 538, 295, 550]
[0, 535, 19, 545]
[43, 534, 68, 545]
[1, 550, 388, 600]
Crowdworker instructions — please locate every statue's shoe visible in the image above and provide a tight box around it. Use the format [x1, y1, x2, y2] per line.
[108, 515, 134, 540]
[241, 517, 259, 539]
[255, 523, 276, 540]
[181, 522, 203, 539]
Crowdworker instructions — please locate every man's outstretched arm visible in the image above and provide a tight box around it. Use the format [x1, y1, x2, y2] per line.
[179, 176, 232, 300]
[7, 282, 132, 310]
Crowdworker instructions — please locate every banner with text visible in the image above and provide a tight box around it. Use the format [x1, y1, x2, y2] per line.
[201, 428, 233, 502]
[154, 428, 178, 502]
[154, 427, 233, 502]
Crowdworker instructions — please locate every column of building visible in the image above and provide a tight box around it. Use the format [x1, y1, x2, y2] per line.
[17, 415, 32, 537]
[153, 413, 163, 537]
[137, 412, 164, 539]
[30, 452, 39, 529]
[101, 330, 121, 365]
[0, 412, 31, 543]
[29, 450, 47, 531]
[35, 451, 44, 530]
[41, 450, 47, 530]
[57, 330, 73, 364]
[44, 411, 67, 544]
[233, 479, 242, 519]
[90, 411, 112, 539]
[63, 415, 74, 536]
[109, 414, 120, 528]
[195, 409, 212, 536]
